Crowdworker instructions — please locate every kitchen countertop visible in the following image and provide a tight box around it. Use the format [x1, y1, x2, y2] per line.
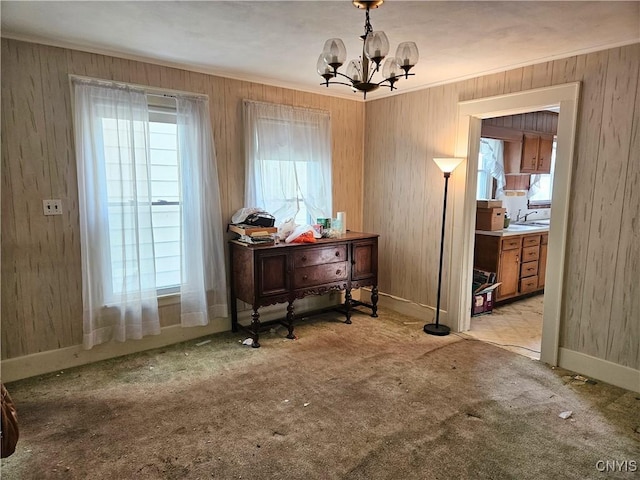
[476, 223, 549, 237]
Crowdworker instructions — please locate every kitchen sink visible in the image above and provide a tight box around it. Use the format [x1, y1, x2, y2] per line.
[512, 221, 550, 227]
[506, 224, 537, 231]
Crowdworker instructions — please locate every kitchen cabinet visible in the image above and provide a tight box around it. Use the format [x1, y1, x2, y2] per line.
[521, 133, 553, 174]
[474, 231, 547, 302]
[229, 232, 379, 347]
[474, 235, 521, 301]
[519, 234, 540, 293]
[499, 243, 521, 299]
[538, 233, 548, 288]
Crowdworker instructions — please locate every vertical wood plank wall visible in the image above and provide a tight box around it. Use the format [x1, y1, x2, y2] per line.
[1, 39, 365, 360]
[364, 43, 640, 370]
[2, 39, 639, 373]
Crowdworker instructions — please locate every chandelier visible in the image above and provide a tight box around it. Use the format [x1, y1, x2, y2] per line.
[317, 0, 419, 99]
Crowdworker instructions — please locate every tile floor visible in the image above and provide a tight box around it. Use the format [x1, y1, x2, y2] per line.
[465, 294, 544, 360]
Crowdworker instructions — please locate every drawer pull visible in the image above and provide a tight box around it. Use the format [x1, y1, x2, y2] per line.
[301, 256, 307, 262]
[302, 275, 308, 280]
[336, 269, 341, 275]
[335, 251, 340, 257]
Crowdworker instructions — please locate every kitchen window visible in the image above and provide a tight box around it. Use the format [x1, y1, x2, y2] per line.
[477, 137, 505, 199]
[528, 137, 556, 208]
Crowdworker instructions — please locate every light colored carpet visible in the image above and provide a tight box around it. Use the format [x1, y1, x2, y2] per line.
[1, 306, 638, 479]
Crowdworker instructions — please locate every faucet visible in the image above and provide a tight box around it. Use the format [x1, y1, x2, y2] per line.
[516, 209, 538, 223]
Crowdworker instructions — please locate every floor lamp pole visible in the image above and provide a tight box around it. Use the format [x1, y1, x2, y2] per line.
[424, 171, 451, 336]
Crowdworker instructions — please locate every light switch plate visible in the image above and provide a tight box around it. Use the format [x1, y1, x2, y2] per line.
[43, 199, 62, 216]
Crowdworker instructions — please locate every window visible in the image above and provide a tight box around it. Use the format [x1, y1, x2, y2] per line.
[102, 97, 181, 295]
[73, 78, 228, 349]
[528, 137, 556, 208]
[243, 101, 332, 225]
[477, 138, 505, 199]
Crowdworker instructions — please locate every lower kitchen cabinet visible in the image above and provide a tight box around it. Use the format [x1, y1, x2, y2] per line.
[474, 231, 547, 302]
[538, 233, 548, 288]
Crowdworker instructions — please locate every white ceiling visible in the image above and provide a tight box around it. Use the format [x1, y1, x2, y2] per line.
[2, 1, 639, 101]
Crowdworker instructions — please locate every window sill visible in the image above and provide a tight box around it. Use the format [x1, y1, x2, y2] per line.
[528, 200, 552, 209]
[158, 293, 180, 308]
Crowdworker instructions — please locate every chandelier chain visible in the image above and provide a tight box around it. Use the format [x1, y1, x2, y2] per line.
[363, 8, 373, 38]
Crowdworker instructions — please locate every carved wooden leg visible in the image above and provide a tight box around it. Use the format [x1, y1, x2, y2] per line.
[251, 307, 261, 348]
[345, 288, 353, 324]
[286, 300, 295, 339]
[371, 285, 379, 318]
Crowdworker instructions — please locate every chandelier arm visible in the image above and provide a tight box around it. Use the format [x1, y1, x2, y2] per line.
[333, 71, 357, 83]
[374, 73, 415, 86]
[366, 62, 379, 83]
[320, 80, 356, 88]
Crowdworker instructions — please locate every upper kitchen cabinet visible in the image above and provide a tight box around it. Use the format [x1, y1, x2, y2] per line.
[481, 111, 557, 179]
[520, 133, 554, 174]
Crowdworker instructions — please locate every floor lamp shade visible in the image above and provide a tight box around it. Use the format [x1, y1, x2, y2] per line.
[433, 157, 465, 174]
[424, 157, 465, 336]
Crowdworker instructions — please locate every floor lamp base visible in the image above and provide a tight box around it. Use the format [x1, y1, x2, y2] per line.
[423, 323, 451, 336]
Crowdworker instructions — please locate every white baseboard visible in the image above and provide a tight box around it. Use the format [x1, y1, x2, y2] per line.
[365, 288, 439, 325]
[558, 347, 640, 393]
[1, 296, 339, 383]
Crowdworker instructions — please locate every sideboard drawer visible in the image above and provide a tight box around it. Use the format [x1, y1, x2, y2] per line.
[293, 261, 349, 289]
[293, 245, 347, 268]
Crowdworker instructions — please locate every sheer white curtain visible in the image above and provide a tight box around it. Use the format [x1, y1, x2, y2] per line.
[73, 79, 228, 348]
[478, 138, 506, 199]
[243, 100, 332, 224]
[176, 96, 228, 326]
[73, 81, 161, 349]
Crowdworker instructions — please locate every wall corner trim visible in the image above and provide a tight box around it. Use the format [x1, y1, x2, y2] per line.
[558, 347, 640, 393]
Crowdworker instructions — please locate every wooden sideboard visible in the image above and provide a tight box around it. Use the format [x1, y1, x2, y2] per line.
[229, 232, 379, 347]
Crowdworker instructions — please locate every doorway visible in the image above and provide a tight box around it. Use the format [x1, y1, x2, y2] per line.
[467, 111, 557, 360]
[447, 82, 581, 366]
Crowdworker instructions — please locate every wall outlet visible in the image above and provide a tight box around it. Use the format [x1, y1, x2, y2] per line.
[43, 199, 63, 216]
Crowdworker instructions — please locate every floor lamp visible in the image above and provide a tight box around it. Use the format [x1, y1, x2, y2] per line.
[424, 157, 465, 336]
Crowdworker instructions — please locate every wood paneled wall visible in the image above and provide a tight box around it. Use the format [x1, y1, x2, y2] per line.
[364, 44, 640, 369]
[3, 38, 639, 373]
[1, 39, 364, 360]
[483, 111, 559, 135]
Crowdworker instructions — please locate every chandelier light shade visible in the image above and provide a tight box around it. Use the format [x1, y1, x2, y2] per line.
[318, 0, 419, 98]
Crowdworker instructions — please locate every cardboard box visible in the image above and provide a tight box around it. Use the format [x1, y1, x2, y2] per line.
[472, 269, 500, 316]
[476, 207, 506, 231]
[472, 289, 497, 316]
[476, 199, 503, 209]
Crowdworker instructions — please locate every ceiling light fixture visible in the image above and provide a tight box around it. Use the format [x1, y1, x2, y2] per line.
[317, 0, 419, 99]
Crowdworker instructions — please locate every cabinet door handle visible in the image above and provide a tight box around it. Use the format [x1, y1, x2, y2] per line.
[516, 256, 519, 263]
